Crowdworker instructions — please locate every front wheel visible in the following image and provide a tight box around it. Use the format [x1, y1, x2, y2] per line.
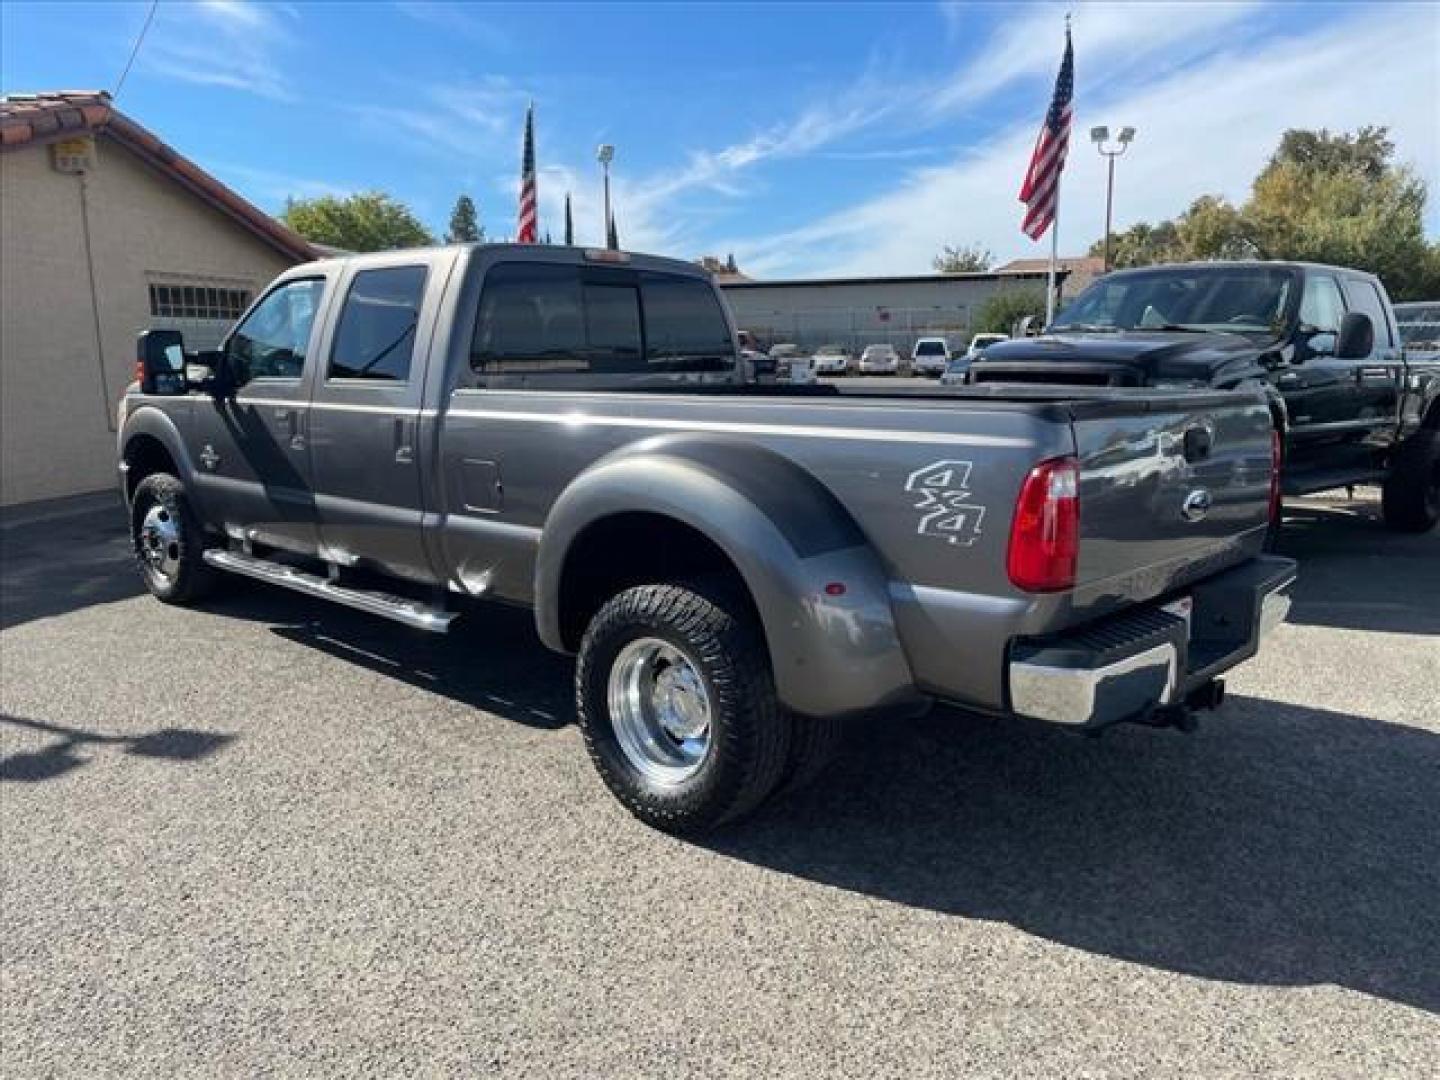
[130, 473, 218, 603]
[1382, 429, 1440, 532]
[575, 582, 792, 833]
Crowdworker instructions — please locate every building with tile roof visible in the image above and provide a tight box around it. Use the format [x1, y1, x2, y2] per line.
[1, 91, 317, 505]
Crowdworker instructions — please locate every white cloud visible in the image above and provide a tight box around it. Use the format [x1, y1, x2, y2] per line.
[929, 2, 1261, 116]
[142, 0, 296, 101]
[726, 3, 1439, 278]
[207, 162, 356, 207]
[392, 2, 512, 51]
[346, 76, 532, 159]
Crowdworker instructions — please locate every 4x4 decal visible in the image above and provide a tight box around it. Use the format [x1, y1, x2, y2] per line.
[905, 460, 986, 546]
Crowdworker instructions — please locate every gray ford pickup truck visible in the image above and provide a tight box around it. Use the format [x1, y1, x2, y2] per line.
[119, 244, 1294, 832]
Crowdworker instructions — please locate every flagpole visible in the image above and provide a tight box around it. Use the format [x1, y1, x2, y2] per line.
[1047, 182, 1059, 326]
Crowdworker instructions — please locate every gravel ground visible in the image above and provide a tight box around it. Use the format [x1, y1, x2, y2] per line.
[2, 493, 1437, 1078]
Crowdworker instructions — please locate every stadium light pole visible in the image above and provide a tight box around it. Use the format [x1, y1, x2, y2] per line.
[596, 143, 615, 243]
[1090, 125, 1136, 273]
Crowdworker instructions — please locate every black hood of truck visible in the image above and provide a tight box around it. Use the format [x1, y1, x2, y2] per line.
[973, 330, 1269, 383]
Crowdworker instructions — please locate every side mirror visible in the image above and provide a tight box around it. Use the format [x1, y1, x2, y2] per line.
[136, 329, 187, 395]
[1335, 311, 1374, 360]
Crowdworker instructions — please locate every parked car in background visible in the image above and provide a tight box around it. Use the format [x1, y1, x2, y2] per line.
[969, 261, 1440, 532]
[859, 343, 900, 374]
[813, 344, 854, 376]
[1395, 301, 1440, 358]
[911, 337, 950, 376]
[769, 343, 815, 385]
[967, 332, 1009, 358]
[939, 358, 971, 386]
[118, 243, 1294, 832]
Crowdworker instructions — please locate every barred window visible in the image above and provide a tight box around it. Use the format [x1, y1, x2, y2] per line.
[148, 283, 252, 321]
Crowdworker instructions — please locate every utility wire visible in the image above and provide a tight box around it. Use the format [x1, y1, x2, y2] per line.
[112, 0, 159, 103]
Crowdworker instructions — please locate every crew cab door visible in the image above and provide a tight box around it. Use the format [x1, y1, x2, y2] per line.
[1282, 271, 1399, 453]
[190, 276, 330, 555]
[306, 261, 437, 583]
[1339, 275, 1403, 437]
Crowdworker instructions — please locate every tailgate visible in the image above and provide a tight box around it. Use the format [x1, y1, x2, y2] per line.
[1068, 389, 1273, 613]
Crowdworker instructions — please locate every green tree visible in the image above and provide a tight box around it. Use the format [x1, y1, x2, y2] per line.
[933, 243, 995, 273]
[1086, 126, 1440, 300]
[975, 289, 1046, 334]
[445, 194, 482, 244]
[282, 192, 435, 252]
[1245, 132, 1438, 299]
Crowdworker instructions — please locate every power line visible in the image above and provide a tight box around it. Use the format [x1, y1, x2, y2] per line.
[112, 0, 159, 103]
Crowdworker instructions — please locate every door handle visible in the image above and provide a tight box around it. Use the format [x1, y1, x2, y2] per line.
[394, 417, 414, 464]
[276, 406, 304, 450]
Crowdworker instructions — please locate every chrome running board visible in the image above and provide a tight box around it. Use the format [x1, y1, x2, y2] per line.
[203, 549, 456, 633]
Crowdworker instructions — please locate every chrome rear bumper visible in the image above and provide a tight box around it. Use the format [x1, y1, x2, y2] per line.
[1008, 555, 1296, 728]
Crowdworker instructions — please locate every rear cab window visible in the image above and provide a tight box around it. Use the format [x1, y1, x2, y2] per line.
[468, 262, 735, 384]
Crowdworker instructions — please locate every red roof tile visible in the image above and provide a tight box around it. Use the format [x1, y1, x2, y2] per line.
[1, 91, 316, 263]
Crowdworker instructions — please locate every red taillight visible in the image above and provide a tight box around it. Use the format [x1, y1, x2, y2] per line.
[1007, 456, 1080, 592]
[1269, 429, 1283, 524]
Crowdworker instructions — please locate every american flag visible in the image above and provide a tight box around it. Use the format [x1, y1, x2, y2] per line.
[1019, 27, 1074, 240]
[517, 103, 538, 243]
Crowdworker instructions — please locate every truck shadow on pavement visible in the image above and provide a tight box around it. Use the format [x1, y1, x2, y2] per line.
[712, 699, 1440, 1016]
[1276, 497, 1440, 635]
[0, 506, 141, 632]
[0, 714, 236, 782]
[205, 587, 575, 731]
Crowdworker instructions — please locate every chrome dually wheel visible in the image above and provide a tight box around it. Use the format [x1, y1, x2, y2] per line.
[130, 472, 217, 604]
[138, 502, 183, 585]
[608, 637, 713, 784]
[576, 582, 793, 833]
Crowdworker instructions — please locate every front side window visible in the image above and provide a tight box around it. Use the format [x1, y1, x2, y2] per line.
[227, 278, 325, 383]
[1342, 278, 1394, 347]
[1299, 275, 1345, 333]
[329, 265, 428, 382]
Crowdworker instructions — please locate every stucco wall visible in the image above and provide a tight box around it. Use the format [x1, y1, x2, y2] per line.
[1, 136, 295, 506]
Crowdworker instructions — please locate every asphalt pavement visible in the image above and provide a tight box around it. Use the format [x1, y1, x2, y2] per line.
[2, 493, 1437, 1077]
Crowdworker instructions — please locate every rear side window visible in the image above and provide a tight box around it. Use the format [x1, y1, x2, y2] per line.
[639, 273, 734, 372]
[1300, 275, 1345, 333]
[1341, 278, 1394, 347]
[471, 263, 734, 379]
[329, 265, 428, 382]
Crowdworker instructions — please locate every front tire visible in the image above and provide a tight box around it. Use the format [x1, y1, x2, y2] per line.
[130, 473, 218, 603]
[576, 582, 792, 833]
[1381, 429, 1440, 533]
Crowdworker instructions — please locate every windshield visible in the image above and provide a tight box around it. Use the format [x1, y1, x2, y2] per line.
[1053, 267, 1297, 334]
[862, 345, 890, 356]
[915, 341, 945, 355]
[817, 345, 844, 355]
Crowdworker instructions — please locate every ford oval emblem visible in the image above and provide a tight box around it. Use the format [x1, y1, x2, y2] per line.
[1181, 488, 1213, 522]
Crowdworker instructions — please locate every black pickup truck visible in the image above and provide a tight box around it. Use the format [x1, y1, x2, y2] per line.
[968, 262, 1440, 532]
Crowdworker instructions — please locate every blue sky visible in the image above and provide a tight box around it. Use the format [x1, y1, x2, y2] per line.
[3, 1, 1436, 277]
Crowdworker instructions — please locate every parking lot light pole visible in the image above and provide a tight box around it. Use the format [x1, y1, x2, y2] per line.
[596, 143, 615, 244]
[1090, 125, 1136, 273]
